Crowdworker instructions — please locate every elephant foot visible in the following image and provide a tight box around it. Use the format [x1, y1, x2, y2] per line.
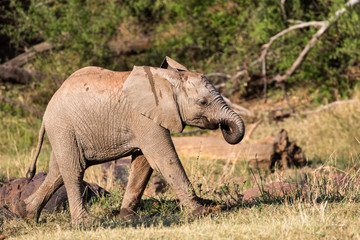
[191, 204, 225, 218]
[72, 213, 99, 228]
[195, 197, 217, 206]
[181, 196, 222, 218]
[12, 194, 36, 221]
[118, 208, 138, 221]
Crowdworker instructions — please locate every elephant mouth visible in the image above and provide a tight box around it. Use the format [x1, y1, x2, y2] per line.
[201, 117, 219, 130]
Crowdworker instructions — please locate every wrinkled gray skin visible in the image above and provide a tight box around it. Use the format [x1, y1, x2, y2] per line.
[17, 57, 245, 225]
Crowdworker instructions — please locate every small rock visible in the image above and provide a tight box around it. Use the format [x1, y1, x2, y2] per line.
[0, 172, 109, 218]
[101, 159, 130, 187]
[101, 160, 169, 195]
[328, 171, 360, 191]
[152, 177, 167, 194]
[242, 181, 304, 202]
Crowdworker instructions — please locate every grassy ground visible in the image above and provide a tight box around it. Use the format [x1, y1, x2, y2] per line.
[0, 92, 359, 239]
[2, 169, 360, 240]
[3, 201, 360, 240]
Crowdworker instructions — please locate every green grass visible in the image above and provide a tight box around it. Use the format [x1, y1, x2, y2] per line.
[2, 171, 360, 239]
[0, 114, 51, 181]
[1, 91, 360, 239]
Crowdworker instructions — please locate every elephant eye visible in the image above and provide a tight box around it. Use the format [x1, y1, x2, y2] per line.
[198, 98, 208, 106]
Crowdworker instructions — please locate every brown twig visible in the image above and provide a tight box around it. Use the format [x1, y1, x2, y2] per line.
[279, 0, 287, 21]
[230, 70, 247, 82]
[3, 42, 54, 67]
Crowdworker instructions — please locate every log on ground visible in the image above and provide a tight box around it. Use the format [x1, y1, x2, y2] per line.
[172, 129, 305, 170]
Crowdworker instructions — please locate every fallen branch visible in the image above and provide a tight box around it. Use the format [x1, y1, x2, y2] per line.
[206, 73, 231, 79]
[0, 95, 43, 117]
[222, 96, 252, 116]
[0, 65, 33, 84]
[173, 129, 305, 170]
[269, 99, 357, 117]
[214, 83, 226, 89]
[3, 42, 54, 67]
[302, 99, 357, 115]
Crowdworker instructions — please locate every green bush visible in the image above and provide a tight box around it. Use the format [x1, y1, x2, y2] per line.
[1, 0, 359, 102]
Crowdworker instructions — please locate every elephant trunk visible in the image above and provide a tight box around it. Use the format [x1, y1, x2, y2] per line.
[219, 111, 245, 145]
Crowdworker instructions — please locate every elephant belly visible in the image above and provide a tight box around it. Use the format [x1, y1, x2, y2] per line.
[68, 93, 137, 162]
[81, 139, 137, 162]
[74, 121, 137, 162]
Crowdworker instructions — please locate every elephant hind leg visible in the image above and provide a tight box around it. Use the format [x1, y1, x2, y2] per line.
[119, 151, 153, 220]
[17, 151, 64, 222]
[59, 166, 90, 226]
[44, 131, 91, 226]
[56, 152, 90, 226]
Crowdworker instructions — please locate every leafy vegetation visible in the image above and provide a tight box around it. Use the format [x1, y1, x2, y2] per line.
[0, 88, 359, 238]
[0, 1, 360, 239]
[1, 0, 359, 101]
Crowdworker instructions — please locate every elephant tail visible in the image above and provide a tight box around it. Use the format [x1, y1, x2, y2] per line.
[26, 122, 45, 180]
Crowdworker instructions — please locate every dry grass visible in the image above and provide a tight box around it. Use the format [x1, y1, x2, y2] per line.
[248, 93, 360, 168]
[4, 197, 360, 240]
[1, 93, 360, 239]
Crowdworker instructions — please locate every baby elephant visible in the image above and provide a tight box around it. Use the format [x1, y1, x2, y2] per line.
[16, 57, 245, 225]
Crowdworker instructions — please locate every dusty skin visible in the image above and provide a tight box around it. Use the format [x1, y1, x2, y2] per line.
[14, 57, 245, 226]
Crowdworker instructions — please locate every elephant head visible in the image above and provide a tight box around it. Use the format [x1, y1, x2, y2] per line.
[123, 57, 245, 144]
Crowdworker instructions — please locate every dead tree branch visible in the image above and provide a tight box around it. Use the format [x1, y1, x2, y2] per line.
[3, 42, 54, 67]
[279, 0, 287, 21]
[272, 99, 357, 117]
[0, 65, 33, 84]
[222, 96, 252, 116]
[302, 99, 357, 115]
[260, 0, 360, 110]
[260, 21, 325, 106]
[230, 70, 247, 83]
[206, 73, 231, 79]
[214, 83, 226, 89]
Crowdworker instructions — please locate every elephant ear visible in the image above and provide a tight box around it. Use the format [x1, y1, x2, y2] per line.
[123, 66, 184, 133]
[160, 56, 189, 71]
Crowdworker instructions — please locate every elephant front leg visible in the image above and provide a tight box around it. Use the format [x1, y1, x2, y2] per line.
[120, 151, 153, 220]
[139, 133, 203, 212]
